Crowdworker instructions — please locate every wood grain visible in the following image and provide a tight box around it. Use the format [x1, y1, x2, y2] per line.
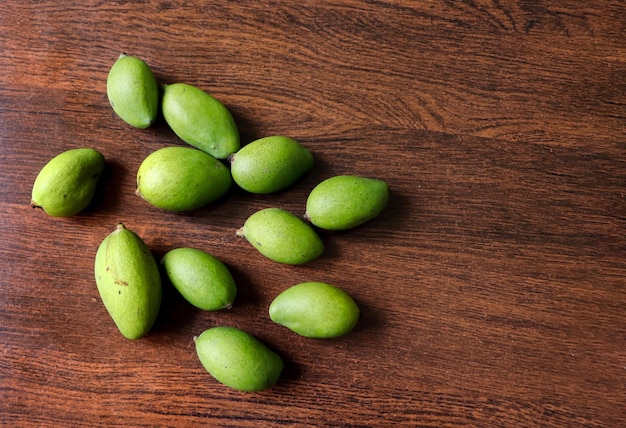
[1, 0, 625, 426]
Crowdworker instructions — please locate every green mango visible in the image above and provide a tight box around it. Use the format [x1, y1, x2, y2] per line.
[228, 136, 313, 194]
[161, 248, 236, 311]
[106, 53, 159, 128]
[162, 83, 239, 159]
[305, 175, 389, 230]
[269, 282, 360, 339]
[94, 224, 162, 340]
[31, 148, 105, 217]
[236, 208, 323, 265]
[136, 146, 232, 211]
[194, 326, 283, 391]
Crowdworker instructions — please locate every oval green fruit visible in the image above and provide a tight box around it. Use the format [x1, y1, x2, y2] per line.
[194, 326, 283, 392]
[136, 146, 232, 211]
[269, 282, 360, 339]
[305, 175, 389, 230]
[228, 136, 313, 194]
[162, 83, 239, 159]
[237, 208, 323, 265]
[106, 53, 159, 128]
[31, 148, 105, 217]
[94, 224, 162, 340]
[161, 248, 236, 311]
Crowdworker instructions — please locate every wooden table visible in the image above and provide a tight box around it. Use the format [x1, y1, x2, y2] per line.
[2, 1, 625, 426]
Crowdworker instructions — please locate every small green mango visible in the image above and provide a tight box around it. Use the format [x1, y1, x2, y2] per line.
[237, 208, 323, 265]
[31, 148, 105, 217]
[194, 326, 284, 392]
[161, 248, 236, 311]
[94, 224, 162, 340]
[162, 83, 239, 159]
[305, 175, 389, 230]
[136, 146, 232, 211]
[106, 53, 159, 128]
[269, 282, 360, 339]
[228, 136, 313, 194]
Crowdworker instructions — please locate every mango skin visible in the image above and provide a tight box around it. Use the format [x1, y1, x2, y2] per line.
[269, 282, 360, 339]
[161, 248, 237, 311]
[305, 175, 389, 230]
[162, 83, 239, 159]
[94, 224, 162, 340]
[194, 326, 284, 392]
[229, 136, 313, 194]
[136, 146, 232, 211]
[31, 148, 105, 217]
[237, 208, 323, 265]
[106, 53, 159, 128]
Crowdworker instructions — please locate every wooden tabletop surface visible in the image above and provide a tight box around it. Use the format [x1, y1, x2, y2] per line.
[1, 1, 625, 426]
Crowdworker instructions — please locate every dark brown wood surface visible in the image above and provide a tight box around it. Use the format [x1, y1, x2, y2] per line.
[1, 1, 625, 426]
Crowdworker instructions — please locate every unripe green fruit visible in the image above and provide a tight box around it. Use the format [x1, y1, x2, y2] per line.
[269, 282, 360, 338]
[94, 224, 162, 340]
[237, 208, 323, 265]
[161, 248, 236, 311]
[228, 136, 313, 194]
[136, 146, 232, 211]
[106, 53, 159, 128]
[162, 83, 239, 159]
[194, 326, 284, 392]
[305, 175, 389, 230]
[31, 148, 105, 217]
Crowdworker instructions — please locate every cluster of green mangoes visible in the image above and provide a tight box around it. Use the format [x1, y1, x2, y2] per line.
[30, 53, 389, 392]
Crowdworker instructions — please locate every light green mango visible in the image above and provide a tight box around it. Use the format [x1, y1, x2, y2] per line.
[106, 53, 159, 128]
[161, 248, 236, 311]
[305, 175, 389, 230]
[236, 208, 323, 265]
[136, 146, 232, 211]
[228, 136, 313, 194]
[194, 326, 283, 392]
[31, 148, 105, 217]
[94, 224, 162, 340]
[269, 282, 360, 339]
[162, 83, 239, 159]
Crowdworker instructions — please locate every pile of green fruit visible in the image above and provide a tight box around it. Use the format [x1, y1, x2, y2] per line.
[30, 53, 389, 392]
